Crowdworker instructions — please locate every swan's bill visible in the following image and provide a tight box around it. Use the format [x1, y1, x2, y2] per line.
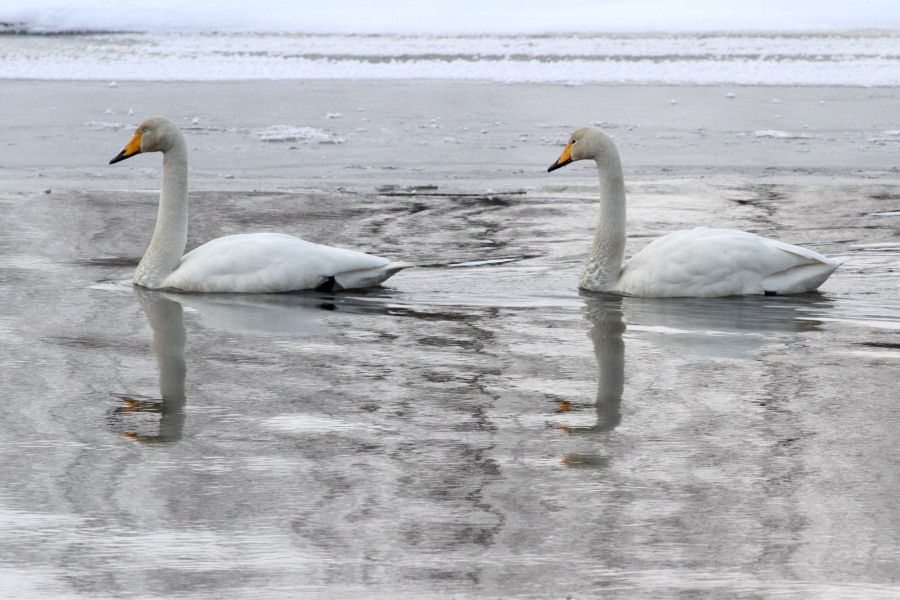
[547, 142, 573, 172]
[110, 133, 143, 164]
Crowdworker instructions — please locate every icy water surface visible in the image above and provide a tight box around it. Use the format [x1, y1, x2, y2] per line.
[1, 182, 898, 599]
[1, 31, 898, 84]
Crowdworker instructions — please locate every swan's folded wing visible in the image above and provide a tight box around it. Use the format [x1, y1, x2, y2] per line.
[618, 228, 837, 297]
[758, 236, 837, 265]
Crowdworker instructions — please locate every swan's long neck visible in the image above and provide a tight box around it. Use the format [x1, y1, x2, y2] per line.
[134, 142, 188, 289]
[580, 143, 627, 292]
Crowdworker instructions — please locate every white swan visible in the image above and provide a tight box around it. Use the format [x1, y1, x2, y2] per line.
[110, 116, 408, 293]
[548, 127, 838, 297]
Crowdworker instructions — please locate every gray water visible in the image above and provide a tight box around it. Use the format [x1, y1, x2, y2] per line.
[2, 182, 899, 599]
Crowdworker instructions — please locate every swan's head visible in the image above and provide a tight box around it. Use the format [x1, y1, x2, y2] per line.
[110, 116, 183, 164]
[547, 126, 612, 172]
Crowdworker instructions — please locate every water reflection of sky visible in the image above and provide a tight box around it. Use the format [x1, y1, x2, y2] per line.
[111, 277, 892, 450]
[3, 179, 898, 599]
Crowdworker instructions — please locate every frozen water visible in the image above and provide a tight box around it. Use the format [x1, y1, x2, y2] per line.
[254, 125, 344, 144]
[0, 30, 897, 84]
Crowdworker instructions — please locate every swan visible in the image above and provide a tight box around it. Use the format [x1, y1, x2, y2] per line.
[109, 115, 408, 293]
[548, 126, 838, 297]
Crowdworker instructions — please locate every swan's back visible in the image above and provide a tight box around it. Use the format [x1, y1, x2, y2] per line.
[164, 233, 403, 293]
[614, 227, 838, 297]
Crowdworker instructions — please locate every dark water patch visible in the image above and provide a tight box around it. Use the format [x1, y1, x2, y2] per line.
[845, 246, 900, 253]
[77, 257, 141, 268]
[869, 192, 900, 202]
[46, 334, 137, 351]
[858, 341, 900, 350]
[725, 183, 783, 218]
[443, 256, 537, 268]
[374, 184, 527, 201]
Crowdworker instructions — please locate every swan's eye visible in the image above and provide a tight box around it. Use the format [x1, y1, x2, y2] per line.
[571, 140, 577, 144]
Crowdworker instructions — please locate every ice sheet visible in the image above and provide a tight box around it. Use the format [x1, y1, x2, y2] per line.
[0, 31, 898, 84]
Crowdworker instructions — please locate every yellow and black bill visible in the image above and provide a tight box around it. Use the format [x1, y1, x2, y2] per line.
[547, 142, 573, 172]
[110, 133, 143, 164]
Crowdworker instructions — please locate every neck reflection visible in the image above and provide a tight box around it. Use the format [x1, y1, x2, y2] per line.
[113, 288, 187, 443]
[559, 294, 626, 435]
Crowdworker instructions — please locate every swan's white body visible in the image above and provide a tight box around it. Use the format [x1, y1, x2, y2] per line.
[111, 116, 407, 293]
[548, 127, 838, 297]
[165, 233, 402, 293]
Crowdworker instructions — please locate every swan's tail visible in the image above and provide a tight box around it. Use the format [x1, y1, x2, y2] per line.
[759, 238, 840, 295]
[762, 260, 839, 295]
[334, 262, 412, 290]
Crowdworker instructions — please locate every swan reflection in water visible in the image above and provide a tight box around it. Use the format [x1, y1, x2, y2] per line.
[556, 295, 626, 438]
[111, 288, 188, 443]
[111, 287, 398, 442]
[558, 293, 833, 467]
